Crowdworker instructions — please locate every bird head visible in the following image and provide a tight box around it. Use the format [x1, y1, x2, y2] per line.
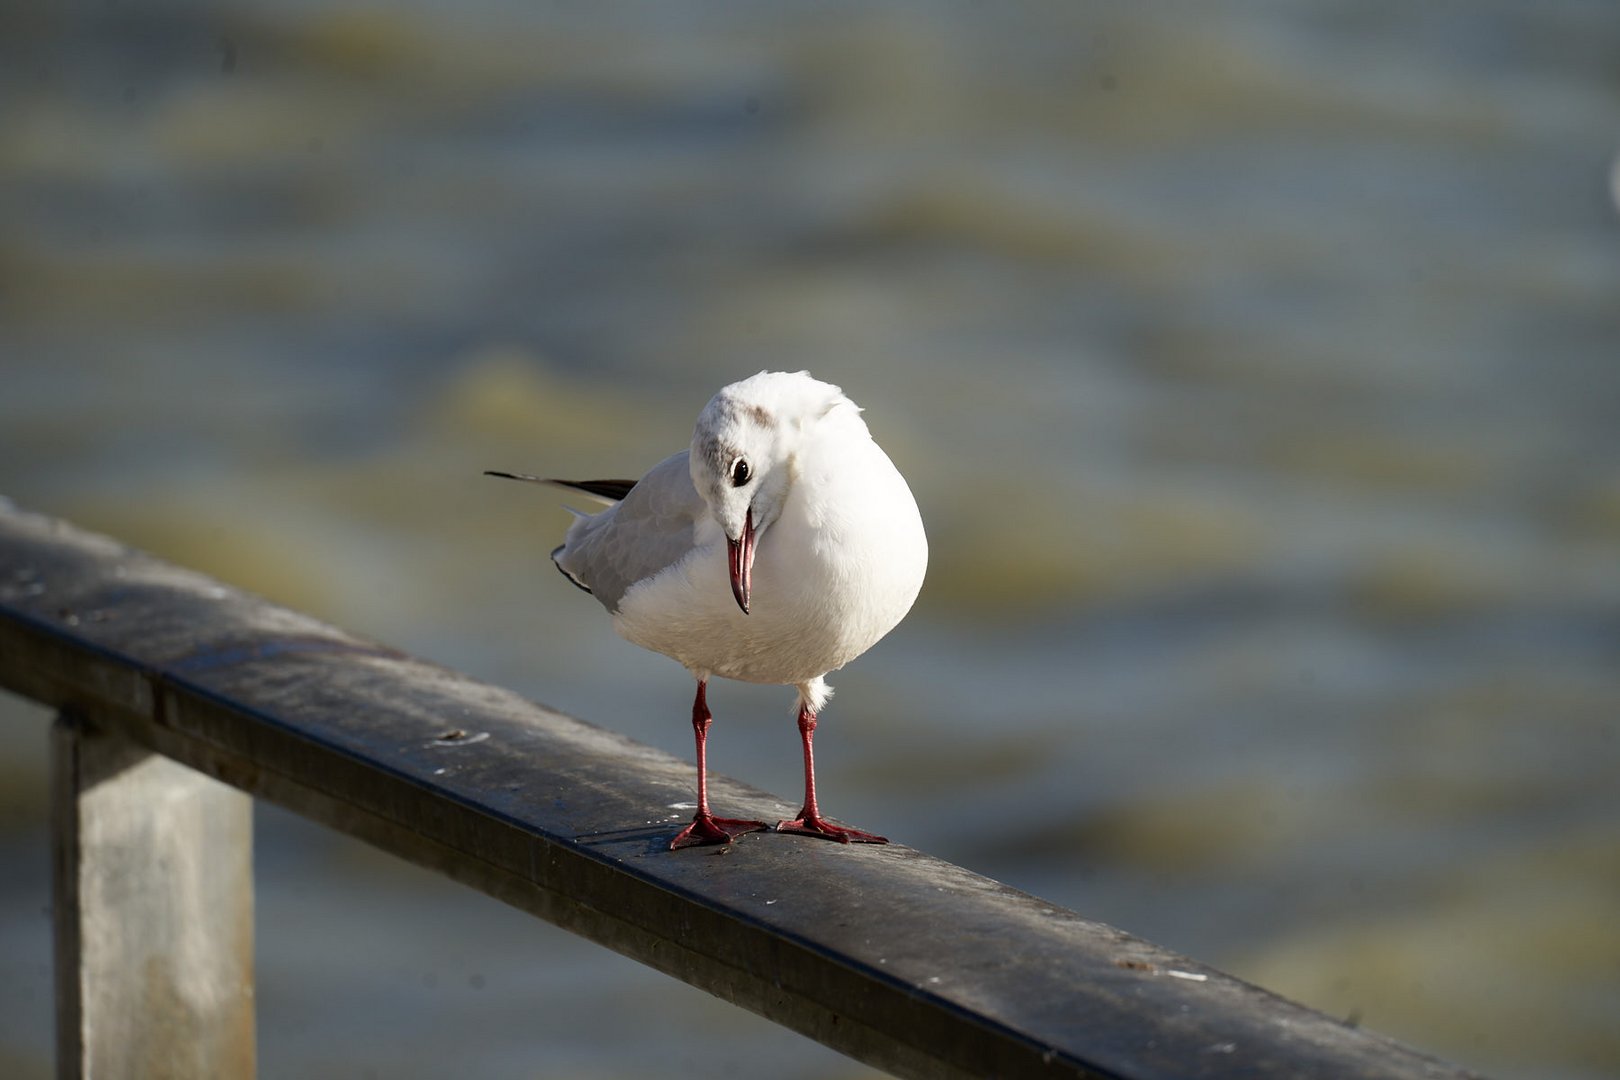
[690, 371, 855, 614]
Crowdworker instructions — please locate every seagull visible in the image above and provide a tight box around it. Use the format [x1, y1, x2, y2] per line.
[488, 371, 927, 849]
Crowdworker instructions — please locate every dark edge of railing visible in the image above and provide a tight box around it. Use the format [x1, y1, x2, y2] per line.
[0, 500, 1484, 1080]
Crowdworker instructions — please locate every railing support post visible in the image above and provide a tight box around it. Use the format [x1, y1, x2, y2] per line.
[52, 710, 256, 1079]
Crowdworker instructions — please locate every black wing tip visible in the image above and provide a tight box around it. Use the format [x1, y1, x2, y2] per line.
[549, 478, 639, 502]
[550, 543, 594, 595]
[484, 473, 637, 503]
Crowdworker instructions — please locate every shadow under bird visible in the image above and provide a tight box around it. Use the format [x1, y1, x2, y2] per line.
[488, 370, 927, 849]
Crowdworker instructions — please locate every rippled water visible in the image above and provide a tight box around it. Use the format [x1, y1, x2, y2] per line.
[3, 3, 1619, 1078]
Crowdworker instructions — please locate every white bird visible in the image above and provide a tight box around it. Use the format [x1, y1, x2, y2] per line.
[488, 371, 927, 849]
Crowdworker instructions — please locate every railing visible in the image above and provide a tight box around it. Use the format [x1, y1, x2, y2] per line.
[0, 501, 1480, 1080]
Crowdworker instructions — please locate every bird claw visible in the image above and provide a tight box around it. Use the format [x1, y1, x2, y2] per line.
[775, 815, 888, 844]
[670, 812, 770, 849]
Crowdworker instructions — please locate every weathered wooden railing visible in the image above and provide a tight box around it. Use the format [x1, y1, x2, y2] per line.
[0, 502, 1479, 1080]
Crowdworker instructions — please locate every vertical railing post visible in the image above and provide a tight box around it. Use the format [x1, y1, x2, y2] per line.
[52, 711, 256, 1079]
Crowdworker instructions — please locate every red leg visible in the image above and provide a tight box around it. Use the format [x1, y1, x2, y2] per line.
[775, 702, 887, 844]
[671, 680, 768, 850]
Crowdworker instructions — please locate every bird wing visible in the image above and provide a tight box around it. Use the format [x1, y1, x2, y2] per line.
[552, 451, 704, 612]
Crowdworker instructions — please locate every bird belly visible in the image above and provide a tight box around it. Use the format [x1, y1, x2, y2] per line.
[613, 515, 923, 687]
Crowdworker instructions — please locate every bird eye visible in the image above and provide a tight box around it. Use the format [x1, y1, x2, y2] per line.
[730, 459, 751, 487]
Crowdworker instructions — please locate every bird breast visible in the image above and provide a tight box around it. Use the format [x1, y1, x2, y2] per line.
[612, 435, 926, 687]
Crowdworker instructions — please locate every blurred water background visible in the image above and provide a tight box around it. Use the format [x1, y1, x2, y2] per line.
[3, 2, 1619, 1078]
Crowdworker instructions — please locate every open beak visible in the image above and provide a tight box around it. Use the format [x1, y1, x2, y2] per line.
[727, 508, 756, 614]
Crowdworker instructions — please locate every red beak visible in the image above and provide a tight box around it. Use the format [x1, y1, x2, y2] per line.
[727, 508, 756, 614]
